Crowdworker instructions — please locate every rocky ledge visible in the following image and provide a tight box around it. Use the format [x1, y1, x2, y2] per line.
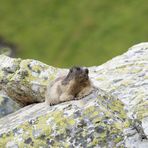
[0, 43, 148, 147]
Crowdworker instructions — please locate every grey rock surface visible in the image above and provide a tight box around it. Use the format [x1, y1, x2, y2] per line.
[90, 43, 148, 137]
[0, 43, 148, 147]
[0, 91, 20, 118]
[0, 55, 67, 106]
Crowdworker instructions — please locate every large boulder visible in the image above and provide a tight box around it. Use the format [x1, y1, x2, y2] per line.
[0, 43, 148, 147]
[0, 55, 66, 106]
[0, 89, 130, 147]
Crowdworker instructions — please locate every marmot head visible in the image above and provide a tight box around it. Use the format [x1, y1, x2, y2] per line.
[65, 66, 89, 83]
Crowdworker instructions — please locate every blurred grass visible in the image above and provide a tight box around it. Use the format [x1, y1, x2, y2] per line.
[0, 0, 148, 67]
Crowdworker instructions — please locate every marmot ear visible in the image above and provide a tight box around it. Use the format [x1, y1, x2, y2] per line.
[85, 68, 89, 74]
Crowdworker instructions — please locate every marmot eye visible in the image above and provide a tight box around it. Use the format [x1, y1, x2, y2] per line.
[76, 67, 80, 71]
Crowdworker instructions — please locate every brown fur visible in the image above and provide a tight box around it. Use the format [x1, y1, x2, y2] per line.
[45, 66, 93, 105]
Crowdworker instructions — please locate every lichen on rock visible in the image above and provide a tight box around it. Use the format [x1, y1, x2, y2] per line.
[0, 43, 148, 147]
[0, 88, 130, 147]
[0, 55, 67, 106]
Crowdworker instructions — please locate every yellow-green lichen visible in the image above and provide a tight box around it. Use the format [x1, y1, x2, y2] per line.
[83, 106, 96, 116]
[0, 85, 130, 147]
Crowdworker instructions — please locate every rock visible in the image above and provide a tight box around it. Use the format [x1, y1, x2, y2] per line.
[89, 43, 148, 144]
[0, 43, 148, 147]
[0, 89, 130, 147]
[0, 37, 17, 57]
[0, 47, 13, 57]
[0, 55, 67, 106]
[0, 91, 20, 118]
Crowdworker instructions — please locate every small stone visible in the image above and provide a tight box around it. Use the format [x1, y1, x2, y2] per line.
[95, 126, 105, 133]
[24, 137, 32, 144]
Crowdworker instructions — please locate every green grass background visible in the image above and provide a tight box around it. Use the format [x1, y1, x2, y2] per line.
[0, 0, 148, 67]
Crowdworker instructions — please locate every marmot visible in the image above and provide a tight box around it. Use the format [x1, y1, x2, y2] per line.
[45, 66, 93, 105]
